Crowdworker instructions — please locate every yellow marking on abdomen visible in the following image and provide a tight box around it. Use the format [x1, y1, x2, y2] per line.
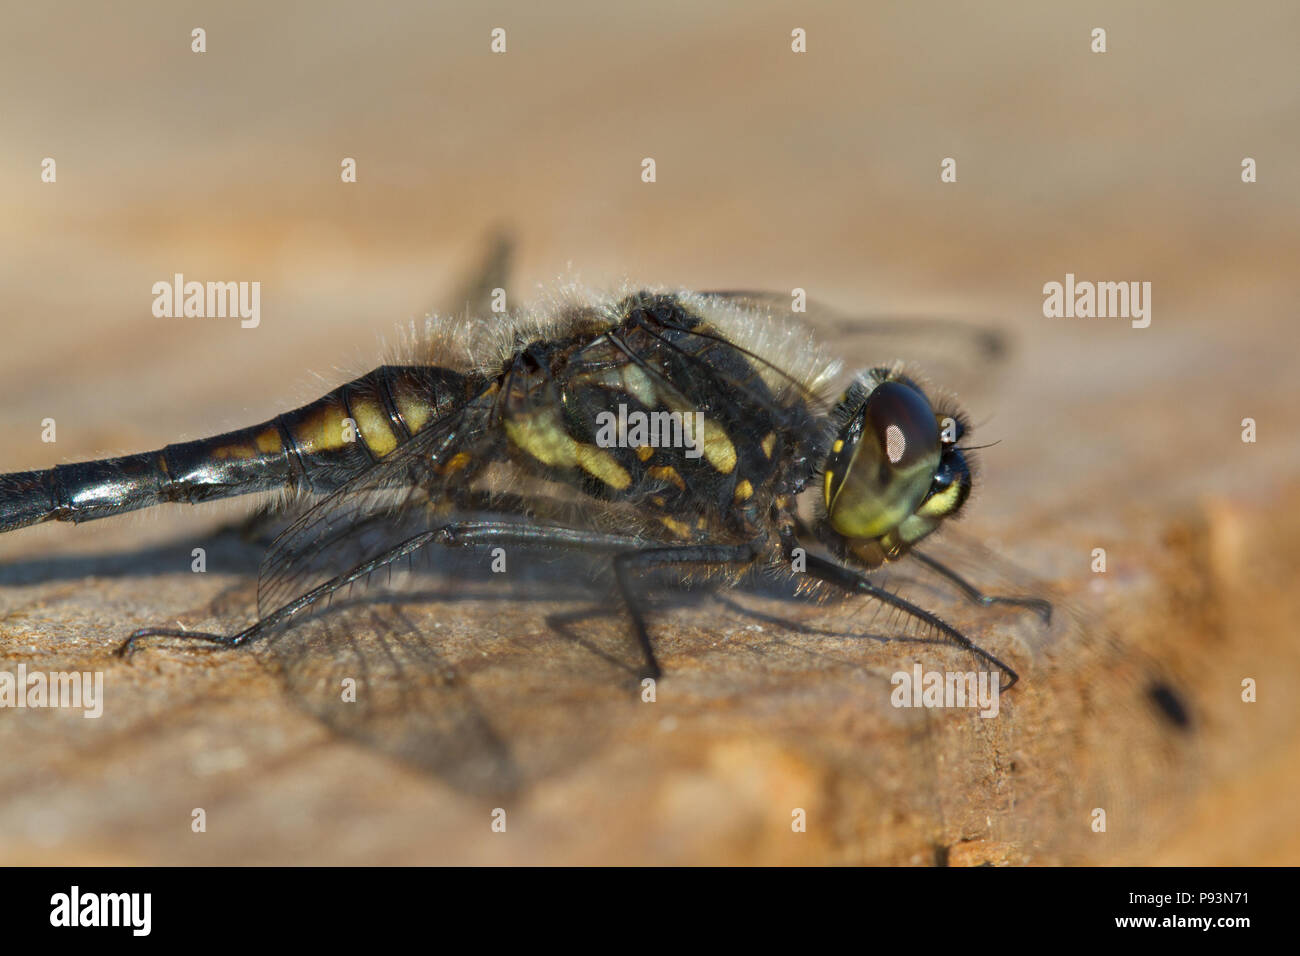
[290, 403, 351, 455]
[390, 383, 433, 433]
[211, 441, 257, 461]
[255, 428, 283, 455]
[349, 394, 400, 458]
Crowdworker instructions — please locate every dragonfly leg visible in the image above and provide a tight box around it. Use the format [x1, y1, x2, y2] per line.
[910, 550, 1053, 623]
[431, 524, 755, 680]
[611, 545, 756, 680]
[121, 518, 756, 682]
[802, 553, 1020, 690]
[118, 528, 445, 658]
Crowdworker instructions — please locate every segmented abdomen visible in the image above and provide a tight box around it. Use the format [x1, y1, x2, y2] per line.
[0, 365, 471, 533]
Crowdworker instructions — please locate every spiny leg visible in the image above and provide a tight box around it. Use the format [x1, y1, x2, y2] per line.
[802, 553, 1020, 690]
[790, 510, 1050, 626]
[119, 522, 635, 658]
[402, 510, 758, 679]
[910, 549, 1053, 623]
[120, 519, 755, 682]
[118, 528, 445, 657]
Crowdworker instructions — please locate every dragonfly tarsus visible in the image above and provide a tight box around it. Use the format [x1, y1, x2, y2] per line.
[802, 552, 1021, 690]
[911, 549, 1053, 623]
[119, 518, 757, 684]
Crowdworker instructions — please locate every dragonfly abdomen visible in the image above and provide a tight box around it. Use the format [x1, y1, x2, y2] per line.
[0, 364, 473, 534]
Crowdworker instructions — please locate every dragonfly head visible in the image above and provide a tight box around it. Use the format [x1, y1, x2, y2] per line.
[819, 369, 971, 564]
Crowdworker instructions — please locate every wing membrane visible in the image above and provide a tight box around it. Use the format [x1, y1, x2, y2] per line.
[697, 290, 1012, 400]
[256, 396, 494, 617]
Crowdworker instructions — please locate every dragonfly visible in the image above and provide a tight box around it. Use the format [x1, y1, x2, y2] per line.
[0, 244, 1193, 855]
[0, 280, 1049, 676]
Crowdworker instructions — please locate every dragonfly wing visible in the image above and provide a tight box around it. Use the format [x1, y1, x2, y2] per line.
[696, 290, 1012, 401]
[255, 394, 494, 618]
[254, 573, 638, 798]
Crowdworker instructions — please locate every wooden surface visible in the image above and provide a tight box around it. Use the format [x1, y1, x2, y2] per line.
[1, 0, 1298, 864]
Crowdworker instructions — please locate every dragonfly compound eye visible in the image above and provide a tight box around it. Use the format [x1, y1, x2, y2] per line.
[823, 380, 943, 540]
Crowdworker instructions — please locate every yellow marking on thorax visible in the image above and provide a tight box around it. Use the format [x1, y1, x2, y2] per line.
[505, 415, 575, 468]
[733, 479, 753, 502]
[634, 445, 654, 462]
[505, 414, 631, 490]
[648, 465, 686, 490]
[348, 394, 400, 458]
[659, 516, 692, 538]
[699, 421, 737, 474]
[436, 451, 472, 476]
[662, 396, 736, 474]
[621, 365, 656, 407]
[761, 432, 777, 458]
[575, 444, 632, 489]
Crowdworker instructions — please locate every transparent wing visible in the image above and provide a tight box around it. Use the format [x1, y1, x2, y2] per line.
[256, 395, 493, 618]
[697, 290, 1011, 401]
[245, 386, 668, 797]
[252, 553, 645, 798]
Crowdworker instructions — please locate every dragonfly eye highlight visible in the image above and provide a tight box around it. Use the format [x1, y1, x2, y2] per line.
[823, 380, 942, 540]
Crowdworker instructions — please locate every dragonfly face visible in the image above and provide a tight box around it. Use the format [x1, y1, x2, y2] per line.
[819, 369, 973, 568]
